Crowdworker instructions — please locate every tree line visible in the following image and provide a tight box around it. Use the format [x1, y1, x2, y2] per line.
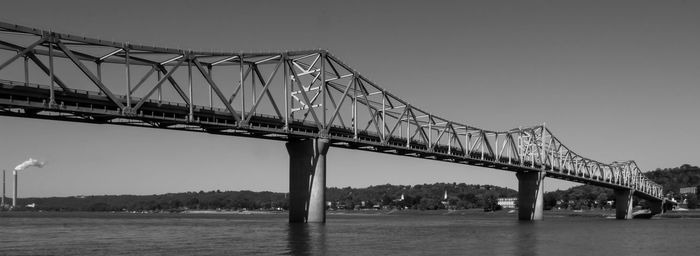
[543, 164, 700, 210]
[326, 183, 517, 210]
[13, 164, 699, 212]
[16, 183, 517, 212]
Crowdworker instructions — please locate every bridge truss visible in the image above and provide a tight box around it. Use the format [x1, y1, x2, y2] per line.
[0, 22, 662, 200]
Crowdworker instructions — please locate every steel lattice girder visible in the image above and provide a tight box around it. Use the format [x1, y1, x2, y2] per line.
[0, 21, 664, 200]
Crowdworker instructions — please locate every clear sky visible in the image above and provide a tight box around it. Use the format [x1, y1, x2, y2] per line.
[1, 0, 699, 197]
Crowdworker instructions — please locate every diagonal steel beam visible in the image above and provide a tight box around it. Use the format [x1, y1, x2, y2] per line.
[299, 89, 322, 124]
[326, 90, 348, 128]
[356, 79, 382, 134]
[251, 62, 283, 119]
[228, 65, 253, 104]
[193, 59, 241, 122]
[326, 81, 401, 133]
[129, 66, 157, 94]
[481, 132, 494, 158]
[25, 52, 70, 91]
[408, 108, 430, 145]
[55, 40, 125, 109]
[469, 133, 481, 153]
[0, 37, 45, 71]
[449, 124, 465, 153]
[0, 39, 70, 91]
[324, 79, 353, 131]
[386, 107, 408, 141]
[133, 58, 185, 111]
[125, 54, 190, 105]
[432, 126, 448, 150]
[326, 55, 341, 79]
[288, 60, 322, 130]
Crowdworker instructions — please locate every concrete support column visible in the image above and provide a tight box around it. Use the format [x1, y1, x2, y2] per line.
[615, 189, 634, 220]
[287, 138, 330, 223]
[516, 171, 545, 220]
[649, 199, 664, 215]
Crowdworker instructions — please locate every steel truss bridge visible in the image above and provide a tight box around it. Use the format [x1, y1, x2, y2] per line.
[0, 22, 664, 220]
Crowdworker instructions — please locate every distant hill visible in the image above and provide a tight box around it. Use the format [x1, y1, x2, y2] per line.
[19, 190, 287, 212]
[645, 164, 700, 196]
[18, 165, 695, 212]
[14, 183, 517, 212]
[542, 164, 700, 210]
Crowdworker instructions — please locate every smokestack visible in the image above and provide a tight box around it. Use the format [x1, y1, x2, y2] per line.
[2, 170, 5, 208]
[12, 158, 47, 208]
[12, 170, 17, 208]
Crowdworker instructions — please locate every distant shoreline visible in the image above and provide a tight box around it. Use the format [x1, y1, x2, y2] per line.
[182, 210, 283, 215]
[2, 208, 699, 219]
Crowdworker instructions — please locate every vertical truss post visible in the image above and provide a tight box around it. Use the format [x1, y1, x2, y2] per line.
[480, 132, 485, 160]
[252, 65, 257, 111]
[208, 65, 213, 108]
[23, 55, 28, 84]
[550, 146, 555, 171]
[406, 106, 411, 148]
[531, 138, 536, 167]
[48, 38, 55, 106]
[540, 124, 546, 170]
[250, 65, 264, 108]
[321, 51, 327, 129]
[283, 53, 289, 129]
[240, 53, 245, 122]
[157, 70, 162, 102]
[187, 53, 194, 122]
[289, 63, 295, 121]
[508, 135, 512, 164]
[558, 150, 563, 172]
[517, 132, 523, 166]
[466, 133, 471, 157]
[448, 132, 452, 155]
[124, 44, 131, 112]
[353, 75, 357, 139]
[96, 62, 102, 82]
[428, 115, 432, 149]
[495, 134, 499, 160]
[381, 90, 386, 142]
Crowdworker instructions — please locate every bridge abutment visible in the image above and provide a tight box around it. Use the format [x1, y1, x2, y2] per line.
[615, 189, 634, 219]
[516, 171, 545, 220]
[286, 138, 330, 223]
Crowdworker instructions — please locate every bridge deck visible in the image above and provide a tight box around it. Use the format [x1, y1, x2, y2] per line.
[0, 80, 661, 201]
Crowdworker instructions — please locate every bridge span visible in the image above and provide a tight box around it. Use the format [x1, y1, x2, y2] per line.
[0, 22, 664, 221]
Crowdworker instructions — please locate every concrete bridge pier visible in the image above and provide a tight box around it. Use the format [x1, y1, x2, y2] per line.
[649, 198, 665, 215]
[615, 189, 634, 219]
[286, 138, 330, 223]
[516, 171, 545, 220]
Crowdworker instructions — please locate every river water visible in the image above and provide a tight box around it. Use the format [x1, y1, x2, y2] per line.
[0, 211, 697, 255]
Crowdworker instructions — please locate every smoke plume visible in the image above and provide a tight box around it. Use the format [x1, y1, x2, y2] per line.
[14, 158, 46, 171]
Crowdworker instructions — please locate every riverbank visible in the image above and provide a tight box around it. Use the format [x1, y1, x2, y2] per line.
[544, 208, 700, 219]
[329, 208, 700, 219]
[2, 208, 699, 219]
